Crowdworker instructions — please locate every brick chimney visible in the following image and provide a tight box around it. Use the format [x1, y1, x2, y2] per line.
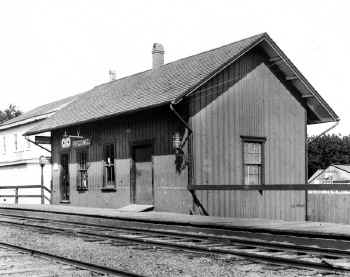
[152, 43, 164, 69]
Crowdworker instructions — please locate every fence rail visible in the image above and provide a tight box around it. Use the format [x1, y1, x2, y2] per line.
[0, 185, 52, 204]
[188, 184, 350, 191]
[189, 183, 350, 223]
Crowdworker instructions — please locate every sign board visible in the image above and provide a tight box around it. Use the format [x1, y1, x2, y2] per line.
[61, 137, 71, 149]
[72, 138, 91, 148]
[35, 136, 51, 145]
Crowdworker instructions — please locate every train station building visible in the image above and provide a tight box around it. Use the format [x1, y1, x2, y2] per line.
[24, 33, 338, 220]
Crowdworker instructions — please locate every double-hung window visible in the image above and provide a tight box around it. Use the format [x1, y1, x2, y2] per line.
[103, 143, 115, 188]
[14, 134, 18, 152]
[242, 137, 265, 185]
[2, 136, 6, 154]
[77, 149, 88, 191]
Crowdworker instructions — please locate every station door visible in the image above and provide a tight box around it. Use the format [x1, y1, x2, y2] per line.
[60, 153, 70, 202]
[132, 144, 153, 205]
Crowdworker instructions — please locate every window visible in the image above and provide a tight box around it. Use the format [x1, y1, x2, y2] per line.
[103, 143, 115, 188]
[242, 137, 265, 185]
[77, 150, 88, 191]
[26, 137, 31, 149]
[2, 136, 6, 154]
[14, 134, 18, 152]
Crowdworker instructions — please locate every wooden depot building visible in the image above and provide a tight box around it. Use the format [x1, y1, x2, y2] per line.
[25, 33, 339, 220]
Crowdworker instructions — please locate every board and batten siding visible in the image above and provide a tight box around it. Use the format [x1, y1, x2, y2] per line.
[189, 50, 306, 220]
[51, 108, 186, 208]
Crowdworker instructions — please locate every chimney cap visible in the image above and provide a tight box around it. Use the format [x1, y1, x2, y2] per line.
[152, 43, 164, 54]
[109, 69, 116, 81]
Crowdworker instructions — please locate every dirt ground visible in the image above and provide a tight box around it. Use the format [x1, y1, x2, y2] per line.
[0, 224, 345, 277]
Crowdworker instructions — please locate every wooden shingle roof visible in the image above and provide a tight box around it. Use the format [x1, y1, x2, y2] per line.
[25, 33, 338, 135]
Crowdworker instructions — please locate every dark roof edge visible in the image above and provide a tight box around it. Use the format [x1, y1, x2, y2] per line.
[332, 164, 350, 174]
[308, 168, 326, 183]
[23, 101, 171, 136]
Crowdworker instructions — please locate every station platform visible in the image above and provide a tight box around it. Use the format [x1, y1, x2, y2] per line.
[0, 204, 350, 239]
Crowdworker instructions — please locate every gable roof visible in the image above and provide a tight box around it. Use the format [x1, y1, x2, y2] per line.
[0, 94, 79, 131]
[308, 164, 350, 183]
[332, 164, 350, 174]
[308, 169, 324, 183]
[24, 33, 339, 136]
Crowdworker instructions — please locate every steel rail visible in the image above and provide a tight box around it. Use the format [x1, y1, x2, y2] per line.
[0, 209, 349, 245]
[0, 240, 146, 277]
[1, 215, 350, 258]
[0, 214, 349, 273]
[1, 207, 346, 242]
[0, 213, 348, 255]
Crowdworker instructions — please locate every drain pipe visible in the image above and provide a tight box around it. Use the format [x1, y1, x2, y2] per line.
[169, 102, 208, 216]
[169, 103, 192, 147]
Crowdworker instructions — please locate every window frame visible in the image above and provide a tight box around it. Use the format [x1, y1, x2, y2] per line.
[76, 148, 89, 191]
[241, 136, 266, 185]
[14, 134, 18, 152]
[102, 143, 116, 191]
[2, 136, 6, 154]
[25, 136, 31, 150]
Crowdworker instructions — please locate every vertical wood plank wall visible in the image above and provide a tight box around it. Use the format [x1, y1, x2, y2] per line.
[189, 50, 306, 220]
[51, 108, 185, 208]
[308, 192, 350, 224]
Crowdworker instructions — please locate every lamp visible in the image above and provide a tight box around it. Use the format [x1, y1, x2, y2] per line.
[172, 132, 181, 149]
[39, 155, 47, 167]
[38, 155, 46, 204]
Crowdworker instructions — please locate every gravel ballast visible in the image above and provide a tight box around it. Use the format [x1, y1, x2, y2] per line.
[0, 224, 345, 277]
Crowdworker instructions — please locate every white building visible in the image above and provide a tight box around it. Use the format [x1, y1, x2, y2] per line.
[308, 165, 350, 184]
[0, 95, 78, 204]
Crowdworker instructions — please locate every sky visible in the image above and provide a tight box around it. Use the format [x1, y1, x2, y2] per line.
[0, 0, 348, 135]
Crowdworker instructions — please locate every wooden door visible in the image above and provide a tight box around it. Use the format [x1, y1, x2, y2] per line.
[60, 153, 70, 202]
[132, 144, 153, 205]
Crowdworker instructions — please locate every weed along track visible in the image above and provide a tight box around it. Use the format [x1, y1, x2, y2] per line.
[0, 213, 350, 274]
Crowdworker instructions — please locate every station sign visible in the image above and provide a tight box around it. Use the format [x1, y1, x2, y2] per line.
[35, 136, 51, 145]
[72, 138, 91, 148]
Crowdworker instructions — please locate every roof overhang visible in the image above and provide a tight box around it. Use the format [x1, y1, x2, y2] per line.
[257, 35, 339, 124]
[23, 101, 171, 136]
[174, 33, 339, 125]
[24, 33, 339, 136]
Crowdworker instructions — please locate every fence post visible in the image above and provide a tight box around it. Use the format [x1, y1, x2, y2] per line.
[305, 189, 308, 221]
[50, 179, 53, 204]
[15, 188, 18, 204]
[41, 185, 44, 204]
[40, 163, 44, 204]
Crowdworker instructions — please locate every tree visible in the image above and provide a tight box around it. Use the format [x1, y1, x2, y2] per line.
[0, 104, 22, 124]
[308, 134, 350, 177]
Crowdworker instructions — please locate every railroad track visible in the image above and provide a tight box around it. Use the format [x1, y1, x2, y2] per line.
[0, 243, 144, 277]
[0, 214, 349, 274]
